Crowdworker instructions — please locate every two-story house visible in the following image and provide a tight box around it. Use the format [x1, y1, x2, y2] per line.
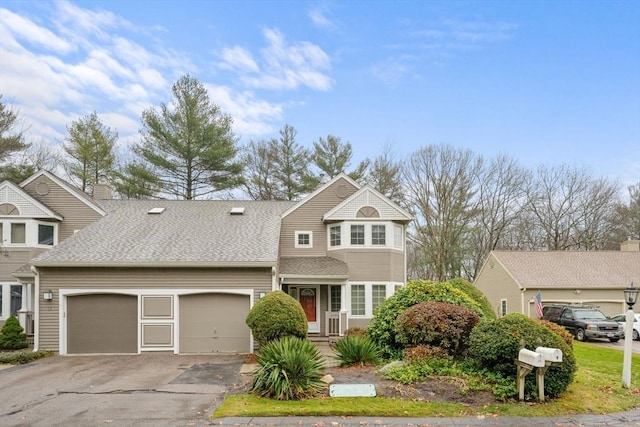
[0, 171, 105, 337]
[3, 172, 411, 355]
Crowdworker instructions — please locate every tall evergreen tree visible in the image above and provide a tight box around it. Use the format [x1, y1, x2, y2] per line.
[63, 112, 117, 193]
[242, 139, 278, 200]
[312, 134, 369, 182]
[0, 94, 29, 171]
[271, 124, 315, 200]
[134, 74, 243, 200]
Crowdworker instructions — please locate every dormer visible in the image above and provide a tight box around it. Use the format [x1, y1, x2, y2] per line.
[0, 181, 62, 247]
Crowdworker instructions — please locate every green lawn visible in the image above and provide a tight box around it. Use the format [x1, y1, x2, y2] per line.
[213, 341, 640, 418]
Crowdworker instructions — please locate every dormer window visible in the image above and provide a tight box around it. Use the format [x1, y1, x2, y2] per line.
[295, 231, 313, 248]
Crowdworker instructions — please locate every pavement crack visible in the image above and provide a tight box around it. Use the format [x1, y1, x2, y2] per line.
[58, 389, 212, 395]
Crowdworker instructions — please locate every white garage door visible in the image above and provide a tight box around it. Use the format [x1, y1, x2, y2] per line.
[179, 293, 250, 353]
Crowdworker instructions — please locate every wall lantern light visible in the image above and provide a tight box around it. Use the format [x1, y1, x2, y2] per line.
[43, 290, 53, 301]
[624, 283, 638, 310]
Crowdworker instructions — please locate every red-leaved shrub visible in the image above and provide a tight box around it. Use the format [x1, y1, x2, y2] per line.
[395, 301, 480, 356]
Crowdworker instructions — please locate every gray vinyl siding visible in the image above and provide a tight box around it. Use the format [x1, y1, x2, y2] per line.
[22, 175, 102, 242]
[330, 250, 404, 282]
[37, 266, 272, 351]
[0, 249, 45, 281]
[280, 177, 358, 258]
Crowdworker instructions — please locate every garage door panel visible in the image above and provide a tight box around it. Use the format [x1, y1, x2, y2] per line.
[179, 293, 250, 353]
[67, 294, 137, 354]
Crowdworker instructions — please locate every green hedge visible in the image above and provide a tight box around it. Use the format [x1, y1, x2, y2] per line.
[367, 279, 484, 359]
[468, 313, 576, 399]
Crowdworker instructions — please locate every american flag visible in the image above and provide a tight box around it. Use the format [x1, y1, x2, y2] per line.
[534, 291, 544, 319]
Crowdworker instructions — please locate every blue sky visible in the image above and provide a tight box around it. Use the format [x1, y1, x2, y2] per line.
[1, 0, 639, 186]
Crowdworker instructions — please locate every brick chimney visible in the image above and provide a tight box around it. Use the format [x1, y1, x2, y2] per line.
[620, 240, 640, 252]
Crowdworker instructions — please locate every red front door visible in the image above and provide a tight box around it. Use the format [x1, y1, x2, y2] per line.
[299, 288, 317, 322]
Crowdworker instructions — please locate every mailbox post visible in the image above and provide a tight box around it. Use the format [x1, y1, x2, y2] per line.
[515, 349, 545, 401]
[515, 347, 563, 402]
[535, 347, 563, 402]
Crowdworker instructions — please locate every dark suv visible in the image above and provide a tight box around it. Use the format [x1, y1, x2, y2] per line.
[542, 305, 624, 342]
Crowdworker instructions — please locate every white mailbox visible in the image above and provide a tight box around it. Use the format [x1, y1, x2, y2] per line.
[518, 348, 545, 367]
[535, 346, 563, 363]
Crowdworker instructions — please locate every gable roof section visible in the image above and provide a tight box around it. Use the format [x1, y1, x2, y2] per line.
[32, 200, 295, 267]
[323, 185, 412, 222]
[20, 170, 106, 217]
[281, 173, 360, 219]
[0, 180, 63, 220]
[490, 250, 640, 289]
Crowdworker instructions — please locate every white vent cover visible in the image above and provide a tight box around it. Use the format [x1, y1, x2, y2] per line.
[230, 207, 245, 215]
[147, 207, 165, 214]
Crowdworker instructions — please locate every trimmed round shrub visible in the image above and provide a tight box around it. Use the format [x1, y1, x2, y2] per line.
[468, 313, 576, 399]
[333, 335, 382, 367]
[538, 319, 573, 349]
[250, 336, 325, 400]
[395, 301, 480, 356]
[0, 316, 28, 350]
[245, 291, 307, 345]
[447, 278, 497, 320]
[366, 279, 484, 359]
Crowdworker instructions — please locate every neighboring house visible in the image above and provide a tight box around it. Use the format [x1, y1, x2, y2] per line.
[0, 171, 105, 336]
[3, 172, 411, 355]
[474, 241, 640, 319]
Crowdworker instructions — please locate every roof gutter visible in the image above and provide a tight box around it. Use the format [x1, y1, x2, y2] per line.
[31, 261, 277, 268]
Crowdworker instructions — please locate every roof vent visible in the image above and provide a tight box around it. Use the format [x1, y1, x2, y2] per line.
[230, 207, 245, 215]
[147, 207, 165, 215]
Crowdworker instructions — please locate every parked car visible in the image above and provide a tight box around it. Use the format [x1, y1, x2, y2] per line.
[609, 313, 640, 341]
[542, 305, 624, 342]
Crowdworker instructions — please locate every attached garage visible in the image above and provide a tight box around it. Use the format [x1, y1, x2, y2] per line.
[67, 294, 137, 354]
[179, 293, 250, 353]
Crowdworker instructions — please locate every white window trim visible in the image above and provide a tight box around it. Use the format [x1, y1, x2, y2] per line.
[0, 219, 58, 248]
[346, 282, 400, 318]
[500, 298, 507, 317]
[327, 222, 404, 251]
[294, 230, 313, 248]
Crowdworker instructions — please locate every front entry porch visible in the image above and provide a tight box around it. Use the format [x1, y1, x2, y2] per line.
[283, 284, 348, 338]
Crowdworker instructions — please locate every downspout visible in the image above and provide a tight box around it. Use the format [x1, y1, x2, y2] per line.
[521, 287, 527, 316]
[271, 266, 278, 291]
[30, 266, 39, 352]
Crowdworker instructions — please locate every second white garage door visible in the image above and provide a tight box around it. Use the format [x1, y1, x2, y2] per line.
[179, 293, 250, 353]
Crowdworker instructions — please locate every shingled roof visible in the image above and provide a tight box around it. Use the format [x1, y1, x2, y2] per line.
[491, 250, 640, 289]
[32, 200, 295, 267]
[280, 257, 349, 277]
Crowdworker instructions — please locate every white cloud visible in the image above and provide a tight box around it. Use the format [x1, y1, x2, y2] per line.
[0, 8, 73, 53]
[308, 8, 333, 29]
[219, 46, 260, 73]
[218, 28, 333, 91]
[205, 84, 283, 138]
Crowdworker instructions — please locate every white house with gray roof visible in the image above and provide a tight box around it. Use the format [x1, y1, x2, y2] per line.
[3, 171, 411, 355]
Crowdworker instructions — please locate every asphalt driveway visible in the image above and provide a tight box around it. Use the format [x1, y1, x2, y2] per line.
[0, 354, 245, 427]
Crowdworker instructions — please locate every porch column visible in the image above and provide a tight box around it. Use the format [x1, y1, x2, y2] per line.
[18, 282, 29, 333]
[340, 284, 348, 335]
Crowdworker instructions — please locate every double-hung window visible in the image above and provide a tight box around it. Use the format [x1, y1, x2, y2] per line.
[350, 285, 365, 316]
[330, 225, 341, 247]
[10, 223, 26, 244]
[350, 225, 364, 245]
[372, 284, 386, 313]
[372, 225, 386, 245]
